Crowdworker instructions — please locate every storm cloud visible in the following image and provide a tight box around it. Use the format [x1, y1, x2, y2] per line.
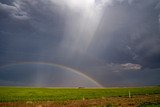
[0, 0, 160, 87]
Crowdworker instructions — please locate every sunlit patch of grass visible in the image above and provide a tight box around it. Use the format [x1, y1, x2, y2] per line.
[0, 86, 159, 102]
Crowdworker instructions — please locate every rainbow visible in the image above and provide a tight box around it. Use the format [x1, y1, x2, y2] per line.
[0, 61, 103, 87]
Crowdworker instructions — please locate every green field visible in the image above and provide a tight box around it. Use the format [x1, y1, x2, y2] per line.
[0, 86, 160, 102]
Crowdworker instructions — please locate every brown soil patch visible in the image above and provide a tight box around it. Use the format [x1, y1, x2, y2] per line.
[0, 94, 160, 107]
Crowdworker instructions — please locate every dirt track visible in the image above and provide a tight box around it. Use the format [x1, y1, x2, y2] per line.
[0, 94, 160, 107]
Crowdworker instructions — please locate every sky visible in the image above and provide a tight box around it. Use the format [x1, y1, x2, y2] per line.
[0, 0, 160, 87]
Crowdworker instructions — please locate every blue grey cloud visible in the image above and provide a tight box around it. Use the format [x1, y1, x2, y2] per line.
[0, 1, 29, 20]
[0, 0, 160, 87]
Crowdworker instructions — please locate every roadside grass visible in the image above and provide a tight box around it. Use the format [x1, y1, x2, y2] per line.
[140, 104, 160, 107]
[139, 102, 160, 107]
[0, 86, 160, 102]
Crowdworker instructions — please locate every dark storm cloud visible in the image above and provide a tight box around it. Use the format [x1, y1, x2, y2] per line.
[0, 1, 29, 20]
[88, 0, 160, 69]
[0, 0, 160, 87]
[0, 0, 65, 63]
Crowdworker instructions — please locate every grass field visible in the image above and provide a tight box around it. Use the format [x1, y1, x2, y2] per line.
[0, 86, 160, 107]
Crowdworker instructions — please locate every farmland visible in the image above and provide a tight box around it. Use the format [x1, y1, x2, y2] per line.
[0, 86, 160, 107]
